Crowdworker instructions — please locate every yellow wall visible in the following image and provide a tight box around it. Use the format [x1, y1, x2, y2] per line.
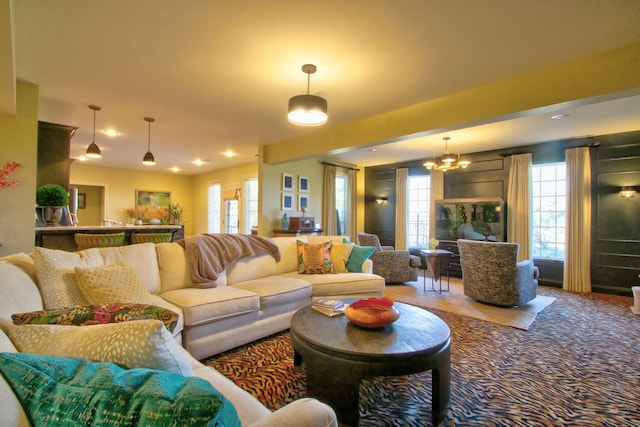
[70, 163, 195, 236]
[191, 162, 258, 235]
[74, 184, 103, 226]
[0, 81, 39, 255]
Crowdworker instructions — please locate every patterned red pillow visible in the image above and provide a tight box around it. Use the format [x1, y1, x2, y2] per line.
[11, 303, 179, 333]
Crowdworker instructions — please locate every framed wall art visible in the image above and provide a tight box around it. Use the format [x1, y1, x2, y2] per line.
[135, 190, 171, 222]
[282, 173, 294, 191]
[282, 192, 294, 211]
[299, 175, 309, 192]
[298, 194, 309, 211]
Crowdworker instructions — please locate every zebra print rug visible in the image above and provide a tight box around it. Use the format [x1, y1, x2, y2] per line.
[203, 286, 640, 426]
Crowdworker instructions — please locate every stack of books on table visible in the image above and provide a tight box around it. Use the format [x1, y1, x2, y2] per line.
[312, 298, 346, 317]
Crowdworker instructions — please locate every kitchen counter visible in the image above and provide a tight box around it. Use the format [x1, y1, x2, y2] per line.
[35, 225, 184, 251]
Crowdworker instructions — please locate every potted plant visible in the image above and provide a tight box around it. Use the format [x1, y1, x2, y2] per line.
[169, 202, 184, 225]
[36, 184, 69, 226]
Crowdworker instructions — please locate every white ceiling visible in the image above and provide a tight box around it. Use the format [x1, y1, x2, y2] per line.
[7, 0, 640, 174]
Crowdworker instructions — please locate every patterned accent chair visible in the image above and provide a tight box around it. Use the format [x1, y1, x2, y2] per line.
[457, 239, 539, 307]
[357, 233, 421, 284]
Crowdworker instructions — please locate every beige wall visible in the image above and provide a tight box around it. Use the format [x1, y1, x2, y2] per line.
[70, 163, 195, 236]
[260, 158, 325, 236]
[0, 81, 39, 255]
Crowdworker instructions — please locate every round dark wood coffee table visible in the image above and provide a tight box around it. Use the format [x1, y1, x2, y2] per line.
[290, 302, 450, 426]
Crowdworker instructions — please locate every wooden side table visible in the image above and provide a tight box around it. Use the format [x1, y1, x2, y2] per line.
[420, 249, 453, 293]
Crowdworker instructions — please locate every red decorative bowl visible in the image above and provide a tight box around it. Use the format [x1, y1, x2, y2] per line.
[345, 305, 400, 328]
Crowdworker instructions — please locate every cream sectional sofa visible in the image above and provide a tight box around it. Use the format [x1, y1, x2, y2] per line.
[160, 235, 384, 359]
[0, 234, 384, 426]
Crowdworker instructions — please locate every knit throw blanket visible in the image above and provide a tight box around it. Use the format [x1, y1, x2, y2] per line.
[177, 234, 281, 288]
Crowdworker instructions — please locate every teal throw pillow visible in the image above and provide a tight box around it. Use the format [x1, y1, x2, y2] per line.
[345, 244, 376, 272]
[0, 352, 240, 427]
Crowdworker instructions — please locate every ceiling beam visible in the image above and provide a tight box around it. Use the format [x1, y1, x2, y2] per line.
[263, 43, 640, 165]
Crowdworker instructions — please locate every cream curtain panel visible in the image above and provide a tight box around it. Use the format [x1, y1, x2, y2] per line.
[395, 168, 408, 249]
[347, 168, 358, 241]
[429, 170, 444, 241]
[322, 165, 337, 236]
[507, 153, 532, 261]
[564, 147, 592, 292]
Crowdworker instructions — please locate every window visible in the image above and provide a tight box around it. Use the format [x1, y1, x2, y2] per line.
[335, 174, 347, 235]
[243, 178, 258, 234]
[407, 175, 430, 248]
[532, 163, 566, 259]
[207, 183, 221, 233]
[225, 200, 239, 233]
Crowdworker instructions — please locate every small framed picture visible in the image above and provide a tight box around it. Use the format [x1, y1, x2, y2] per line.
[299, 176, 309, 192]
[77, 193, 86, 209]
[282, 173, 294, 191]
[282, 192, 294, 211]
[299, 194, 309, 211]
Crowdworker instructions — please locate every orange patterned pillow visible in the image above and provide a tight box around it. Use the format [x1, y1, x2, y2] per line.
[296, 240, 335, 274]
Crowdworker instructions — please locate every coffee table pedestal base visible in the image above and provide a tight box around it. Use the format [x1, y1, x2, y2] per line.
[292, 333, 451, 426]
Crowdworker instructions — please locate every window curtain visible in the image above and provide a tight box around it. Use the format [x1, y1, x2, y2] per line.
[395, 168, 408, 249]
[322, 165, 337, 236]
[347, 168, 357, 241]
[429, 170, 444, 242]
[564, 147, 592, 293]
[507, 153, 532, 261]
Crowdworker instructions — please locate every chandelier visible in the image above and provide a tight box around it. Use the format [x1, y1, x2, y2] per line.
[423, 137, 471, 172]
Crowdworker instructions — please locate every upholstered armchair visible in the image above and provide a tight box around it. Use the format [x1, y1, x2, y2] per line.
[357, 233, 421, 284]
[457, 239, 539, 307]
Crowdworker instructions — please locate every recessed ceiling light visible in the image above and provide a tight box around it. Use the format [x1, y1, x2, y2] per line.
[193, 159, 210, 166]
[222, 150, 236, 158]
[370, 148, 377, 152]
[170, 166, 181, 173]
[103, 129, 119, 136]
[551, 114, 568, 120]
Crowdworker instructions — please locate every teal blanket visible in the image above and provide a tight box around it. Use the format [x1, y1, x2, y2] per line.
[0, 352, 240, 427]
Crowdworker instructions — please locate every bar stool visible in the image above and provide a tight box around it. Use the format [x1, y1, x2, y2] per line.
[130, 232, 173, 244]
[74, 232, 126, 250]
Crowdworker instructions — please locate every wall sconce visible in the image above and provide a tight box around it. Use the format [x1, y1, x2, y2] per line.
[620, 186, 636, 198]
[375, 197, 388, 205]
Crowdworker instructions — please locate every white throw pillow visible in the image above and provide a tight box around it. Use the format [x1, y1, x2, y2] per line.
[74, 261, 154, 305]
[32, 247, 103, 309]
[8, 320, 193, 376]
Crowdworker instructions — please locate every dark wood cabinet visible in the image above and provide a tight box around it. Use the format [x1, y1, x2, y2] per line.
[437, 240, 462, 278]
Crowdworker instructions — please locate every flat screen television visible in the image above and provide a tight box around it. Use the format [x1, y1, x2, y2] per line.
[434, 197, 505, 242]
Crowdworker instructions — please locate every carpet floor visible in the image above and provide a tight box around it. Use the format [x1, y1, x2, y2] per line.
[203, 287, 640, 426]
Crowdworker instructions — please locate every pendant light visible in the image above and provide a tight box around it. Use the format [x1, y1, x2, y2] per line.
[288, 64, 328, 126]
[423, 137, 471, 172]
[85, 105, 102, 158]
[142, 117, 156, 165]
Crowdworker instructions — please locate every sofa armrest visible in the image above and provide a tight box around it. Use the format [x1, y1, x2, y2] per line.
[361, 259, 373, 274]
[381, 245, 395, 251]
[247, 398, 337, 427]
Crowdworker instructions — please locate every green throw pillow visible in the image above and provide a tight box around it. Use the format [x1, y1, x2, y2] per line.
[0, 352, 240, 427]
[345, 244, 376, 272]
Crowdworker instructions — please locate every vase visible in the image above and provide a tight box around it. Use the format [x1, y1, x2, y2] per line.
[281, 212, 290, 229]
[36, 206, 65, 226]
